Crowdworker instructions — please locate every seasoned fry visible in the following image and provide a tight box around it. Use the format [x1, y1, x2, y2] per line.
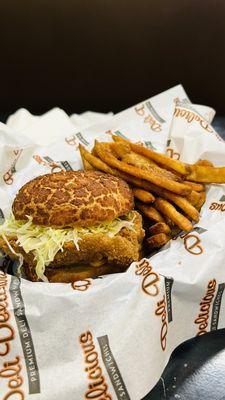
[160, 192, 200, 222]
[195, 159, 214, 167]
[112, 135, 190, 176]
[94, 142, 191, 195]
[79, 144, 116, 175]
[79, 145, 94, 171]
[79, 145, 157, 188]
[154, 198, 193, 232]
[195, 191, 206, 210]
[148, 222, 171, 235]
[124, 152, 158, 167]
[110, 142, 131, 159]
[132, 180, 201, 222]
[145, 233, 170, 250]
[135, 183, 199, 221]
[81, 144, 202, 219]
[133, 188, 155, 203]
[79, 145, 158, 191]
[122, 151, 157, 168]
[186, 165, 225, 183]
[131, 180, 201, 216]
[121, 151, 182, 182]
[184, 181, 205, 192]
[186, 190, 201, 207]
[136, 202, 165, 223]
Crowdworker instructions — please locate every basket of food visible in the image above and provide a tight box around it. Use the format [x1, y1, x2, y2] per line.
[0, 85, 225, 400]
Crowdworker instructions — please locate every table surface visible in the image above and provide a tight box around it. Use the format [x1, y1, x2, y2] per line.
[1, 114, 225, 400]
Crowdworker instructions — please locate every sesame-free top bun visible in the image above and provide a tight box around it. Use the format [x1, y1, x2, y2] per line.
[12, 170, 134, 228]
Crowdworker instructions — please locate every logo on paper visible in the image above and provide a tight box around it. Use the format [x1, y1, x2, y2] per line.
[135, 259, 160, 297]
[194, 227, 207, 234]
[98, 335, 131, 399]
[209, 196, 225, 212]
[194, 279, 216, 336]
[135, 103, 163, 132]
[135, 259, 169, 351]
[155, 296, 168, 351]
[105, 130, 128, 139]
[3, 149, 23, 185]
[0, 272, 25, 399]
[71, 279, 92, 292]
[210, 283, 225, 331]
[164, 277, 174, 323]
[145, 100, 166, 123]
[180, 231, 204, 256]
[166, 147, 180, 160]
[173, 106, 214, 133]
[79, 331, 112, 399]
[33, 155, 73, 173]
[9, 276, 41, 394]
[65, 132, 90, 147]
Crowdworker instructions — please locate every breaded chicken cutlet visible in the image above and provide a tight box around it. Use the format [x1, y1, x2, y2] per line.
[0, 171, 144, 282]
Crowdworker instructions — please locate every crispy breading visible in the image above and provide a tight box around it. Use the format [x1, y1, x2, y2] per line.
[0, 211, 144, 282]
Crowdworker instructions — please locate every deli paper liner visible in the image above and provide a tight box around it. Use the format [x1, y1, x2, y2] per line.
[0, 85, 224, 400]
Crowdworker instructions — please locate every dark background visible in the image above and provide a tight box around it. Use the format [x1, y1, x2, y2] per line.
[1, 0, 225, 118]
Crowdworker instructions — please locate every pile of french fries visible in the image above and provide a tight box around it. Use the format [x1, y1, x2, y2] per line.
[79, 135, 225, 252]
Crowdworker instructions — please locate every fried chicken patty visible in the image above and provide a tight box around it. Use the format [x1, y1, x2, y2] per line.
[0, 211, 144, 282]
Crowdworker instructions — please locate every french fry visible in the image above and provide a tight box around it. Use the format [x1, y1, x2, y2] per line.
[79, 145, 160, 189]
[112, 135, 190, 176]
[121, 151, 182, 182]
[79, 145, 94, 171]
[186, 190, 202, 207]
[110, 142, 131, 159]
[82, 157, 94, 171]
[148, 222, 171, 235]
[186, 165, 225, 183]
[122, 151, 158, 168]
[79, 145, 159, 194]
[195, 159, 214, 167]
[159, 192, 200, 222]
[195, 191, 206, 210]
[79, 144, 116, 175]
[154, 198, 193, 231]
[133, 188, 155, 203]
[134, 183, 199, 221]
[123, 151, 158, 168]
[184, 181, 205, 192]
[81, 145, 201, 219]
[111, 141, 154, 166]
[136, 202, 165, 223]
[145, 233, 170, 250]
[82, 145, 198, 211]
[94, 142, 191, 196]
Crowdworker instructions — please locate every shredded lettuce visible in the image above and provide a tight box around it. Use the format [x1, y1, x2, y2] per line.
[0, 213, 135, 281]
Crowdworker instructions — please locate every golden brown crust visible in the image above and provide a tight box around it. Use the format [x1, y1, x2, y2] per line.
[24, 262, 125, 283]
[12, 170, 134, 228]
[0, 211, 144, 282]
